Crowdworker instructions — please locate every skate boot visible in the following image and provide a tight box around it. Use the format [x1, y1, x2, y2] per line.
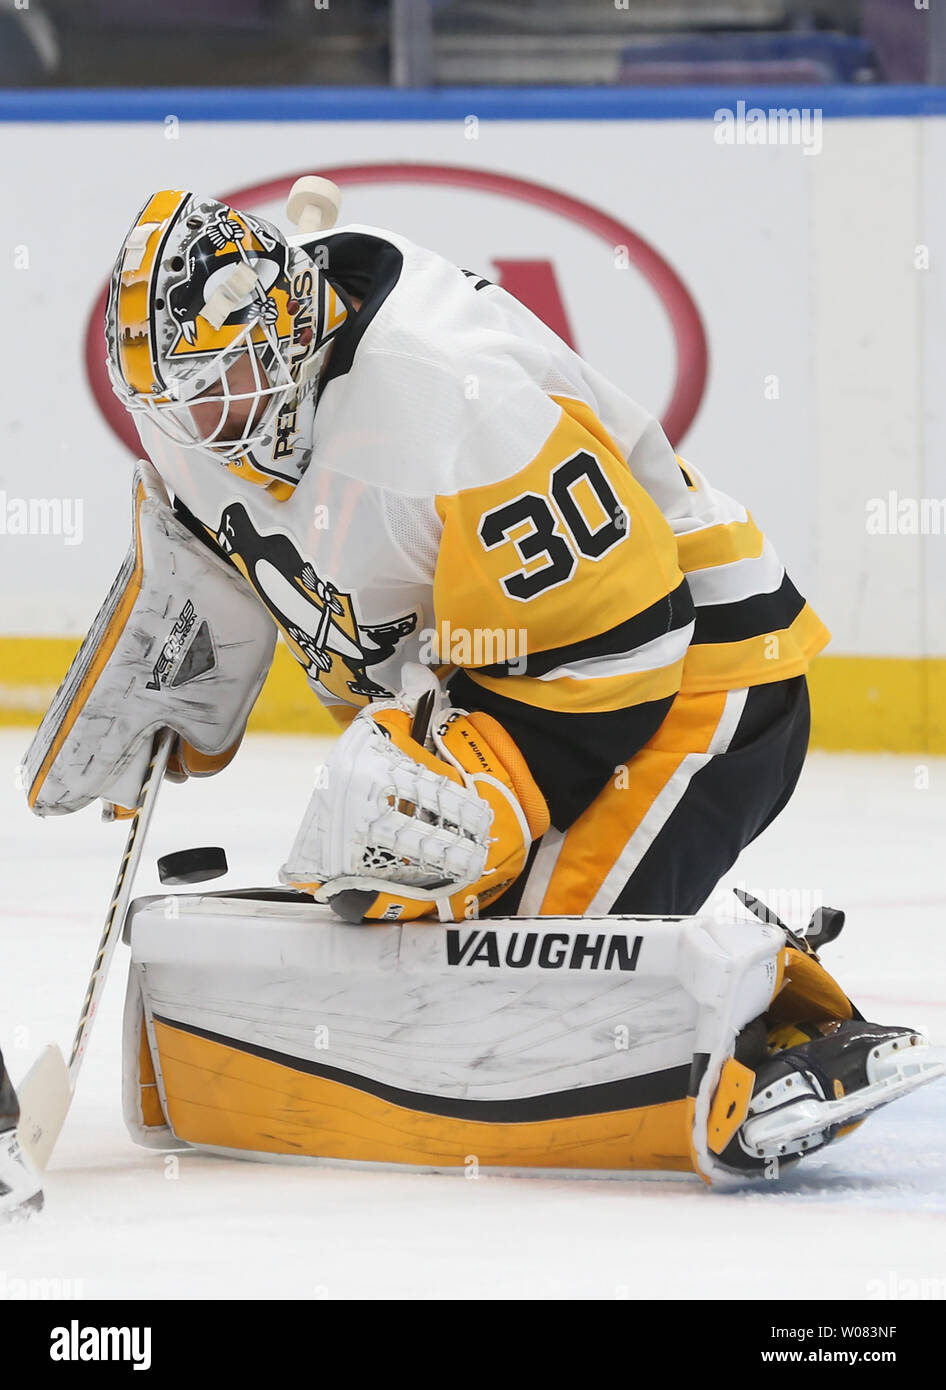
[721, 1020, 938, 1175]
[0, 1052, 43, 1220]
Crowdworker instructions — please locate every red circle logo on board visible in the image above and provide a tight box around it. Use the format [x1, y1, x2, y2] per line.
[86, 163, 708, 455]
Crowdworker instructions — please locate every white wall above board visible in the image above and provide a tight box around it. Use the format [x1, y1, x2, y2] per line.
[0, 111, 940, 659]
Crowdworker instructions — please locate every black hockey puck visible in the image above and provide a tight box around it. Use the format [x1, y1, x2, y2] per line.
[157, 846, 228, 886]
[327, 889, 388, 923]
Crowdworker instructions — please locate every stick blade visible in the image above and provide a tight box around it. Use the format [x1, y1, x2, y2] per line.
[16, 1044, 71, 1171]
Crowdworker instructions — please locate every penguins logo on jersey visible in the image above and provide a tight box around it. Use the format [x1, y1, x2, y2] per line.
[213, 503, 417, 704]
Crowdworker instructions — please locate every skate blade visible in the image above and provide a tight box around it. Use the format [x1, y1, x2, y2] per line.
[0, 1127, 44, 1221]
[743, 1041, 946, 1152]
[0, 1187, 44, 1223]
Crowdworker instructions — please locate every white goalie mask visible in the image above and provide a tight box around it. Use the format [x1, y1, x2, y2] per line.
[104, 189, 349, 489]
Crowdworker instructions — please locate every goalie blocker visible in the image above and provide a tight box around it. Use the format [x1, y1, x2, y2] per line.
[22, 458, 276, 818]
[120, 892, 944, 1185]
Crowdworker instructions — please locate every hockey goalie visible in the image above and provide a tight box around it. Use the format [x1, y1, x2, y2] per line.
[16, 178, 944, 1195]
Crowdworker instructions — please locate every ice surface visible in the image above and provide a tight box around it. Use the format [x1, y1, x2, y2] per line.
[1, 732, 943, 1300]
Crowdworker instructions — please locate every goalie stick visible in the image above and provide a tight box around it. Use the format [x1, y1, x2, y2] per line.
[15, 727, 176, 1174]
[15, 684, 435, 1178]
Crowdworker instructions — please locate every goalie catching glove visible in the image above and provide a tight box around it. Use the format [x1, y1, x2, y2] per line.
[280, 694, 549, 922]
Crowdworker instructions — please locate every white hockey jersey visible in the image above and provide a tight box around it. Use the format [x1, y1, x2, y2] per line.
[136, 223, 829, 826]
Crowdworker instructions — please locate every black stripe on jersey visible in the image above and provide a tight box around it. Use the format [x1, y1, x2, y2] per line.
[152, 1013, 691, 1120]
[449, 667, 675, 829]
[302, 231, 404, 387]
[691, 572, 806, 645]
[474, 578, 695, 679]
[461, 268, 493, 291]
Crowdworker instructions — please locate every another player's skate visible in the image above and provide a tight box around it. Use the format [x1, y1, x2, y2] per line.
[723, 1019, 946, 1174]
[0, 1053, 43, 1220]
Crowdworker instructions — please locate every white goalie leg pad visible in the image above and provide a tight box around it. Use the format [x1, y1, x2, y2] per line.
[23, 459, 277, 816]
[124, 893, 786, 1182]
[121, 968, 190, 1152]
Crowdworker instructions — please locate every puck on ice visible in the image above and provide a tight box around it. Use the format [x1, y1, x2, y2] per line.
[157, 846, 228, 885]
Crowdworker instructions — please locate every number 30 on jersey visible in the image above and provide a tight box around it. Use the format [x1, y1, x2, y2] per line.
[477, 450, 629, 601]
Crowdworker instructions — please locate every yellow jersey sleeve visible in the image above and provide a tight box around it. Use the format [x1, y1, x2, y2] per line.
[671, 456, 830, 692]
[434, 396, 694, 827]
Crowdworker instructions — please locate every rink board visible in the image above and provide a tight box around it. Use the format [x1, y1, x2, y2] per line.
[1, 87, 944, 750]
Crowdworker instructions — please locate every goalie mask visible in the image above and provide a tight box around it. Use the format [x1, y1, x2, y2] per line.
[104, 189, 349, 489]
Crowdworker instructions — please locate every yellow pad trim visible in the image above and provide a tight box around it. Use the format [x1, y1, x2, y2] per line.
[138, 1012, 168, 1129]
[152, 1018, 696, 1172]
[27, 480, 147, 809]
[768, 948, 854, 1024]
